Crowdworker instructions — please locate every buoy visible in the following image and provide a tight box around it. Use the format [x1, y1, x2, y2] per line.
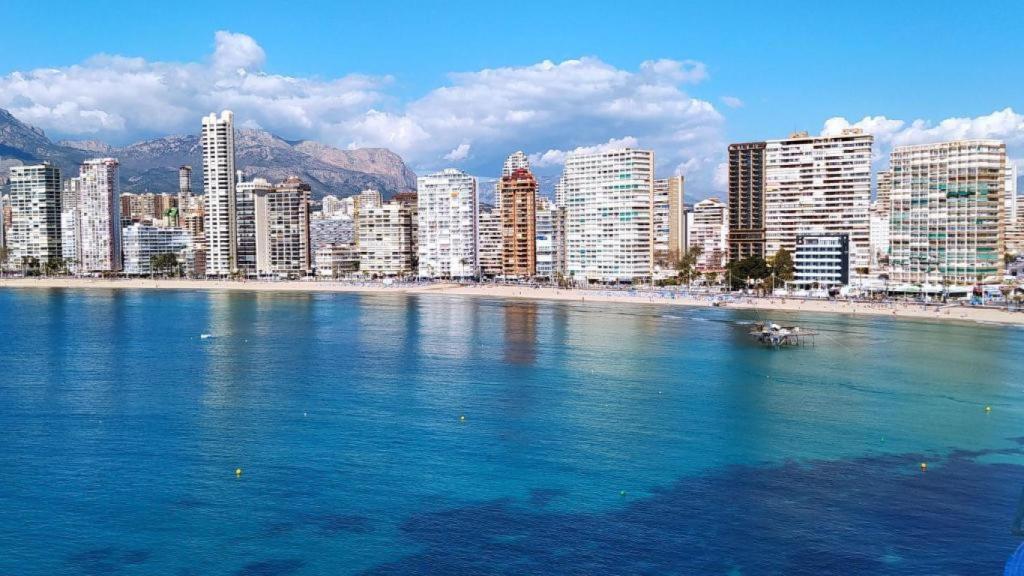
[303, 412, 308, 417]
[620, 490, 627, 497]
[235, 468, 242, 477]
[919, 462, 927, 471]
[459, 415, 466, 423]
[985, 406, 992, 413]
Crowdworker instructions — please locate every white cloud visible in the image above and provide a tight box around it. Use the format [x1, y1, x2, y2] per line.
[821, 108, 1024, 168]
[211, 31, 266, 73]
[529, 137, 640, 167]
[443, 143, 471, 162]
[720, 96, 743, 109]
[0, 32, 728, 191]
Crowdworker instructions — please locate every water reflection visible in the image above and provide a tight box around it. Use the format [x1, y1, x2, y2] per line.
[503, 301, 538, 366]
[414, 296, 479, 360]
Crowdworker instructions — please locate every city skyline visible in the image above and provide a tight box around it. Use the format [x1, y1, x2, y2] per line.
[0, 1, 1022, 195]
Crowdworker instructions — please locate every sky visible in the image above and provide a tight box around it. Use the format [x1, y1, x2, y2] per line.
[1, 0, 1022, 196]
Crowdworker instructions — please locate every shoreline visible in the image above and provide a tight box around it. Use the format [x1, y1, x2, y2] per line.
[2, 277, 1022, 326]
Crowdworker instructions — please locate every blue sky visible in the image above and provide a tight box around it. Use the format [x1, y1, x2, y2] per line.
[1, 0, 1022, 193]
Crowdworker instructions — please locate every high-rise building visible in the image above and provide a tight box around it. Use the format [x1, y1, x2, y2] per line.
[122, 224, 192, 275]
[1004, 160, 1018, 225]
[889, 140, 1006, 285]
[535, 197, 561, 279]
[77, 158, 121, 273]
[502, 151, 530, 177]
[201, 110, 237, 275]
[498, 167, 537, 278]
[876, 169, 893, 213]
[869, 201, 890, 269]
[477, 206, 503, 278]
[8, 163, 61, 266]
[1006, 161, 1024, 257]
[234, 176, 271, 274]
[357, 201, 416, 276]
[727, 142, 767, 261]
[0, 197, 5, 252]
[254, 177, 312, 276]
[352, 189, 383, 246]
[689, 197, 729, 270]
[60, 177, 83, 272]
[1, 195, 11, 250]
[178, 165, 192, 215]
[562, 148, 654, 283]
[652, 175, 687, 266]
[764, 129, 872, 274]
[416, 168, 478, 279]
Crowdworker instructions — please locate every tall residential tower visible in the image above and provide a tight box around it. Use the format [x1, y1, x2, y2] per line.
[8, 163, 62, 266]
[77, 158, 122, 273]
[416, 168, 478, 279]
[498, 167, 537, 278]
[562, 148, 654, 283]
[201, 111, 237, 275]
[764, 129, 872, 273]
[727, 142, 767, 261]
[889, 140, 1006, 284]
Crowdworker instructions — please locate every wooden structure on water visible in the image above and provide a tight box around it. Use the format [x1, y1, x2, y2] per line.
[749, 322, 818, 347]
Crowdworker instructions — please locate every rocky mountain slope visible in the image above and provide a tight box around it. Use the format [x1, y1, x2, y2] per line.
[0, 108, 416, 199]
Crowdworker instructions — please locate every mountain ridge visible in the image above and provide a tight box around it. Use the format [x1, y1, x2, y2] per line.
[0, 108, 417, 199]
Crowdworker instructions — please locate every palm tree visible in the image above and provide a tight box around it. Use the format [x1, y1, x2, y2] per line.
[675, 245, 704, 288]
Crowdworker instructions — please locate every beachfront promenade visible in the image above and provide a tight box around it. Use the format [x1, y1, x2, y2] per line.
[2, 277, 1022, 326]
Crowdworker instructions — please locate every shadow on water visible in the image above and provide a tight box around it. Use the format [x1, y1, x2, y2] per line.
[364, 444, 1024, 576]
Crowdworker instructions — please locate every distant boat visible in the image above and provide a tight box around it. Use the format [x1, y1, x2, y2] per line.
[200, 333, 213, 339]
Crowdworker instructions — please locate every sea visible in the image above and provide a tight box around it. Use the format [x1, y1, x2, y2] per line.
[1, 288, 1022, 575]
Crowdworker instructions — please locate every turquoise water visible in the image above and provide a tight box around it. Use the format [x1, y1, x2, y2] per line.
[0, 288, 1022, 574]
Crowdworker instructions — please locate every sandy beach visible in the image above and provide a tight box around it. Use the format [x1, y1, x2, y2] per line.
[2, 276, 1022, 326]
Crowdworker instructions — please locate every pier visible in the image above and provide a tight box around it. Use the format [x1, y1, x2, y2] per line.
[749, 322, 818, 347]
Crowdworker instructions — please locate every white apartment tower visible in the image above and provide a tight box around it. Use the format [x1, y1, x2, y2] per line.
[889, 140, 1006, 284]
[61, 177, 82, 272]
[502, 151, 530, 177]
[416, 168, 478, 278]
[1006, 161, 1024, 256]
[689, 197, 729, 270]
[8, 163, 62, 266]
[764, 129, 873, 275]
[534, 197, 561, 279]
[77, 158, 122, 272]
[562, 148, 654, 283]
[201, 111, 237, 275]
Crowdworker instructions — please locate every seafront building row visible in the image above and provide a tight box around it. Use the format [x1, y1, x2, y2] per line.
[0, 110, 1021, 288]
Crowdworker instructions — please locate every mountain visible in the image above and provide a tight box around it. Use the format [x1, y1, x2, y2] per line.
[0, 108, 416, 199]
